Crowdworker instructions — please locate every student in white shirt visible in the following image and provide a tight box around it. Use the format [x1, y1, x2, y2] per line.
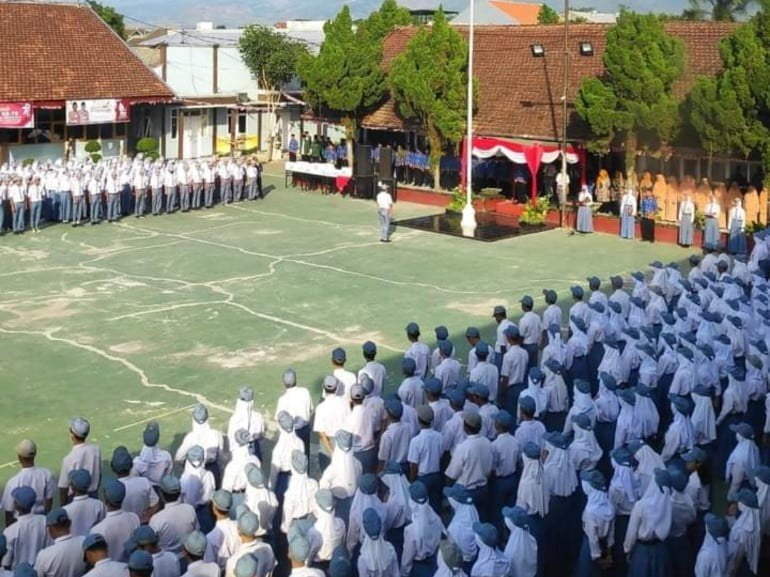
[405, 323, 431, 379]
[2, 439, 55, 524]
[407, 406, 443, 513]
[90, 480, 140, 563]
[2, 486, 51, 568]
[34, 508, 85, 577]
[359, 341, 387, 397]
[376, 182, 393, 242]
[492, 306, 514, 372]
[82, 533, 130, 577]
[180, 532, 218, 577]
[275, 368, 314, 456]
[110, 448, 159, 522]
[148, 475, 198, 557]
[347, 384, 378, 475]
[63, 469, 105, 537]
[518, 296, 542, 368]
[331, 348, 357, 400]
[377, 399, 412, 473]
[434, 340, 461, 391]
[313, 376, 351, 470]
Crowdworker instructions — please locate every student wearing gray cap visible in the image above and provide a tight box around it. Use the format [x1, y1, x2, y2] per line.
[35, 508, 86, 577]
[3, 486, 50, 568]
[377, 399, 411, 474]
[132, 525, 178, 577]
[180, 531, 217, 577]
[63, 469, 105, 537]
[397, 358, 424, 409]
[148, 475, 198, 557]
[434, 340, 461, 392]
[280, 452, 318, 535]
[313, 376, 351, 470]
[445, 412, 493, 522]
[58, 417, 102, 505]
[1, 439, 55, 525]
[492, 306, 514, 374]
[287, 534, 324, 577]
[345, 384, 378, 475]
[275, 368, 314, 458]
[174, 405, 224, 485]
[407, 406, 443, 513]
[518, 295, 542, 369]
[468, 342, 499, 404]
[225, 512, 274, 577]
[206, 491, 239, 572]
[127, 550, 154, 577]
[82, 533, 129, 577]
[227, 387, 265, 463]
[318, 431, 361, 527]
[132, 422, 173, 487]
[358, 341, 387, 398]
[404, 323, 430, 380]
[90, 480, 140, 563]
[331, 348, 357, 402]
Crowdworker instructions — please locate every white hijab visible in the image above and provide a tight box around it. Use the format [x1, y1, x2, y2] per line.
[244, 483, 277, 535]
[757, 477, 770, 536]
[360, 528, 395, 575]
[407, 501, 443, 559]
[228, 399, 263, 447]
[582, 482, 615, 528]
[637, 477, 673, 541]
[691, 391, 717, 444]
[598, 346, 623, 381]
[543, 442, 577, 497]
[730, 502, 761, 574]
[319, 445, 360, 499]
[284, 469, 317, 525]
[180, 460, 206, 506]
[726, 436, 760, 486]
[472, 536, 510, 577]
[636, 394, 660, 440]
[609, 460, 640, 515]
[380, 472, 411, 529]
[312, 507, 344, 561]
[695, 531, 728, 577]
[595, 381, 620, 423]
[502, 518, 537, 577]
[520, 376, 548, 418]
[516, 454, 549, 517]
[435, 551, 468, 577]
[446, 498, 479, 561]
[633, 445, 665, 494]
[569, 427, 603, 472]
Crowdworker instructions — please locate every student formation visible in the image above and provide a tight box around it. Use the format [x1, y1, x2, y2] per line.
[0, 156, 264, 235]
[3, 242, 770, 577]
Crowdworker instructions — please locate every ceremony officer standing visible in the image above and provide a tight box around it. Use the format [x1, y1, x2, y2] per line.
[376, 183, 393, 242]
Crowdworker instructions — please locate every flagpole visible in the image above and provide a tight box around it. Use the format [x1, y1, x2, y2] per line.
[461, 0, 477, 236]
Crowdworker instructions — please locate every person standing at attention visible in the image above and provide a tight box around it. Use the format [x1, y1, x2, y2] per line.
[576, 185, 593, 233]
[679, 191, 696, 248]
[640, 187, 657, 243]
[619, 186, 637, 240]
[376, 183, 393, 243]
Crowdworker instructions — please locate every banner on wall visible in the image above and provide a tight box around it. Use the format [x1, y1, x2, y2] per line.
[65, 99, 131, 125]
[0, 102, 34, 128]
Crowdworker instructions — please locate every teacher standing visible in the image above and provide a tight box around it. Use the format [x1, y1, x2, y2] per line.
[376, 182, 393, 243]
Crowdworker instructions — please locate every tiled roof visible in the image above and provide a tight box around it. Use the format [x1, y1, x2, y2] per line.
[489, 1, 541, 25]
[363, 21, 737, 143]
[0, 2, 174, 103]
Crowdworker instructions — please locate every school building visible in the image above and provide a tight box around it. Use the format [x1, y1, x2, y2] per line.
[0, 2, 175, 164]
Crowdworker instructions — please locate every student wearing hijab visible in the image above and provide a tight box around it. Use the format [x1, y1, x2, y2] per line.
[725, 423, 760, 495]
[542, 359, 569, 433]
[566, 316, 590, 387]
[516, 442, 548, 572]
[715, 367, 749, 478]
[728, 198, 747, 255]
[222, 430, 260, 512]
[443, 485, 478, 575]
[564, 380, 596, 437]
[540, 322, 565, 369]
[175, 404, 224, 486]
[678, 192, 696, 247]
[576, 186, 594, 234]
[314, 376, 351, 471]
[623, 468, 673, 577]
[628, 440, 665, 496]
[594, 372, 620, 478]
[306, 489, 345, 571]
[666, 467, 697, 577]
[614, 388, 642, 450]
[346, 474, 388, 555]
[180, 446, 215, 533]
[575, 470, 615, 577]
[357, 509, 399, 577]
[694, 513, 729, 577]
[400, 482, 442, 577]
[319, 430, 361, 527]
[608, 447, 639, 576]
[569, 414, 603, 473]
[542, 431, 579, 577]
[501, 507, 537, 577]
[469, 523, 511, 577]
[661, 395, 695, 467]
[270, 411, 304, 529]
[243, 464, 277, 539]
[434, 540, 467, 577]
[727, 488, 761, 577]
[281, 451, 318, 535]
[228, 387, 265, 461]
[380, 462, 410, 560]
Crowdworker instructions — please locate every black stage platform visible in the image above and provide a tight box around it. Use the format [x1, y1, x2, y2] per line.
[395, 211, 554, 242]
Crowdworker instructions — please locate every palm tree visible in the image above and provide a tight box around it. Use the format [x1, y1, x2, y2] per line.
[684, 0, 754, 22]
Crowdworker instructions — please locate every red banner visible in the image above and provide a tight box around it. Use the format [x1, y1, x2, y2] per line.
[0, 102, 34, 128]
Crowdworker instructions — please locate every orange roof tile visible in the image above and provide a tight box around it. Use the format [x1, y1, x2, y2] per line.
[364, 21, 737, 143]
[0, 2, 174, 103]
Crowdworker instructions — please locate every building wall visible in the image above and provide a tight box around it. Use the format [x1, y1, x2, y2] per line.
[166, 46, 217, 97]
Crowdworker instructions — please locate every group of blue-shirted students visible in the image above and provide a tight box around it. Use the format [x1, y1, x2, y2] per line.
[4, 235, 770, 577]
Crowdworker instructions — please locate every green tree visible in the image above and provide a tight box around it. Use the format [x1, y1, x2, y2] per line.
[388, 9, 469, 188]
[299, 1, 410, 164]
[87, 0, 126, 40]
[575, 10, 685, 171]
[239, 26, 307, 160]
[685, 0, 754, 21]
[538, 4, 560, 24]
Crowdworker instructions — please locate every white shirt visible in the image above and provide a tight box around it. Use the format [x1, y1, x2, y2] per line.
[149, 500, 199, 556]
[377, 190, 393, 210]
[224, 541, 274, 577]
[495, 319, 514, 351]
[346, 405, 377, 451]
[181, 560, 219, 577]
[445, 435, 493, 489]
[405, 341, 431, 379]
[333, 368, 358, 400]
[313, 395, 351, 438]
[174, 423, 224, 465]
[1, 465, 56, 516]
[492, 433, 520, 477]
[35, 534, 86, 577]
[63, 495, 106, 537]
[407, 428, 443, 475]
[90, 509, 140, 562]
[58, 443, 102, 492]
[378, 421, 412, 464]
[470, 362, 499, 403]
[83, 559, 129, 577]
[519, 311, 542, 345]
[501, 346, 528, 384]
[152, 550, 180, 577]
[434, 358, 461, 391]
[359, 362, 387, 397]
[275, 387, 314, 428]
[2, 513, 51, 568]
[118, 475, 159, 518]
[205, 519, 240, 570]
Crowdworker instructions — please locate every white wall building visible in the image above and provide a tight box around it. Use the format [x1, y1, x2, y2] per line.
[139, 21, 330, 159]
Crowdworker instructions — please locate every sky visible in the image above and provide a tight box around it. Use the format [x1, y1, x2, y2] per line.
[108, 0, 694, 28]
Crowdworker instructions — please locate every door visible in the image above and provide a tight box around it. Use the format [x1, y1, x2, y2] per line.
[185, 114, 201, 158]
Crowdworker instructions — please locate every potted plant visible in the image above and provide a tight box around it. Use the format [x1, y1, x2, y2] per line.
[447, 186, 474, 213]
[518, 197, 551, 227]
[84, 140, 102, 163]
[136, 137, 160, 160]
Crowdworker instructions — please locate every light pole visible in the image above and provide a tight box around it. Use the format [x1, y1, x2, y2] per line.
[460, 0, 477, 237]
[560, 0, 570, 229]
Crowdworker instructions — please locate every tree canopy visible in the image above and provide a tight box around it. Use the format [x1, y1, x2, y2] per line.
[87, 0, 126, 40]
[388, 9, 470, 186]
[238, 25, 307, 92]
[684, 0, 754, 21]
[538, 4, 560, 24]
[575, 10, 684, 166]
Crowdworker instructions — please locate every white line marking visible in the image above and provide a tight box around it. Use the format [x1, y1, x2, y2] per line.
[0, 327, 233, 414]
[108, 300, 227, 321]
[0, 460, 19, 470]
[113, 403, 198, 432]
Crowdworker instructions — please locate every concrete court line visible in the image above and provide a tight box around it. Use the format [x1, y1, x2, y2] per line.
[227, 202, 374, 231]
[0, 327, 233, 414]
[112, 403, 198, 432]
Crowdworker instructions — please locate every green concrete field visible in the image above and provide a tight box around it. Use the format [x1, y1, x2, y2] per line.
[0, 172, 692, 488]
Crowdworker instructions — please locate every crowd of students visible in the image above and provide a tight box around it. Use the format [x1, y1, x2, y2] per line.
[3, 238, 770, 577]
[0, 155, 264, 235]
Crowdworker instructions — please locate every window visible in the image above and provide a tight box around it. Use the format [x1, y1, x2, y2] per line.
[114, 122, 127, 137]
[238, 113, 247, 134]
[170, 108, 179, 139]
